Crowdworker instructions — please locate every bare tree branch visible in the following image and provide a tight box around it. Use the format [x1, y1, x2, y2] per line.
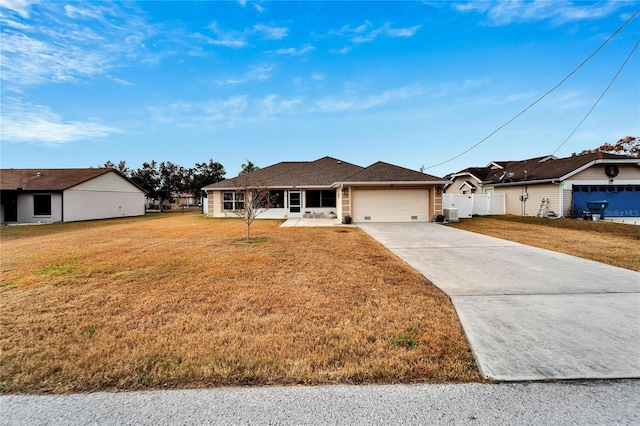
[231, 176, 277, 242]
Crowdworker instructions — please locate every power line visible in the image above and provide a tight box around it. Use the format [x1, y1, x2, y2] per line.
[424, 7, 640, 171]
[551, 39, 639, 156]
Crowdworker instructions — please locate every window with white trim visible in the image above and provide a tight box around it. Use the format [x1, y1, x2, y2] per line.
[223, 192, 244, 210]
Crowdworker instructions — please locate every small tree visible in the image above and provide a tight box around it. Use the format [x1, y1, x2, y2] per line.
[232, 176, 276, 242]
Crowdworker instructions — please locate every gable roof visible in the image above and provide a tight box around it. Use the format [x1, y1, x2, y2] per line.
[458, 180, 477, 191]
[449, 167, 494, 182]
[203, 157, 447, 190]
[338, 161, 447, 184]
[450, 152, 638, 186]
[0, 168, 133, 191]
[203, 157, 364, 189]
[486, 152, 636, 185]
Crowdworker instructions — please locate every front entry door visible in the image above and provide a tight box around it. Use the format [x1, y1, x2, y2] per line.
[288, 190, 301, 218]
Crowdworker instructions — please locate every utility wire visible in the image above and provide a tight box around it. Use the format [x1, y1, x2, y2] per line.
[424, 7, 640, 171]
[551, 39, 639, 156]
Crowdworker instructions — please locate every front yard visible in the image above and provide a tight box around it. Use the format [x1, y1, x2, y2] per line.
[0, 214, 479, 394]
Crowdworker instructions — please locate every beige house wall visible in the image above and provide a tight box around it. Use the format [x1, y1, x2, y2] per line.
[341, 187, 351, 218]
[434, 190, 443, 216]
[447, 176, 483, 194]
[562, 188, 573, 216]
[206, 185, 443, 220]
[570, 164, 640, 181]
[491, 183, 561, 216]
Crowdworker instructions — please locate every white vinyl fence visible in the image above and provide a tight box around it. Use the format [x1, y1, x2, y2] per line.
[443, 194, 506, 218]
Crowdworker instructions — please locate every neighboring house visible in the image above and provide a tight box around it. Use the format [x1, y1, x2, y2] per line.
[172, 192, 202, 208]
[202, 156, 447, 223]
[0, 168, 146, 224]
[445, 152, 640, 218]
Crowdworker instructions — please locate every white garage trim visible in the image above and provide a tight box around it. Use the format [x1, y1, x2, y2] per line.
[352, 188, 429, 223]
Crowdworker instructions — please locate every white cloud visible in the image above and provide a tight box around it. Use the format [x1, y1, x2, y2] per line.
[0, 0, 38, 18]
[109, 76, 134, 86]
[311, 72, 325, 81]
[0, 2, 160, 88]
[315, 85, 425, 113]
[453, 0, 626, 25]
[1, 32, 110, 86]
[329, 46, 352, 55]
[202, 22, 248, 48]
[272, 44, 315, 56]
[148, 93, 303, 128]
[258, 95, 303, 118]
[0, 98, 119, 145]
[253, 23, 289, 40]
[326, 21, 421, 45]
[218, 65, 275, 85]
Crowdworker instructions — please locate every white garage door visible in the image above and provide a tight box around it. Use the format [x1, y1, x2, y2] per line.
[352, 188, 429, 223]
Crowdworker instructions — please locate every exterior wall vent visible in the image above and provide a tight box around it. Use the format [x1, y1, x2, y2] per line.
[364, 216, 371, 221]
[411, 216, 418, 220]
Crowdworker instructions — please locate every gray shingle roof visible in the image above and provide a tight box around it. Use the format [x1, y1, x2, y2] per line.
[0, 168, 121, 191]
[203, 157, 364, 189]
[450, 152, 637, 185]
[340, 161, 447, 183]
[202, 157, 447, 190]
[483, 152, 635, 184]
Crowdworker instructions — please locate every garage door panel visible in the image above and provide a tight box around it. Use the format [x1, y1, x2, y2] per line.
[353, 189, 429, 223]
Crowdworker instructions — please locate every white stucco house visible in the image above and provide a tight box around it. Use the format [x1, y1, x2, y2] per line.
[0, 168, 146, 224]
[202, 156, 448, 223]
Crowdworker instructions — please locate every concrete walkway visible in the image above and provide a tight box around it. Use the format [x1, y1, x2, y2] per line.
[358, 223, 640, 381]
[280, 217, 343, 227]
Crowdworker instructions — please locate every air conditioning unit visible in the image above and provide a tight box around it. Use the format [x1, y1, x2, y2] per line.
[443, 208, 459, 222]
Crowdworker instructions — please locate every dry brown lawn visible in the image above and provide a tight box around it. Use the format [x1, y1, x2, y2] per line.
[0, 214, 479, 394]
[447, 216, 640, 272]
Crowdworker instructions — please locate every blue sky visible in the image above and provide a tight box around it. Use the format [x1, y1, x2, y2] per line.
[1, 1, 638, 177]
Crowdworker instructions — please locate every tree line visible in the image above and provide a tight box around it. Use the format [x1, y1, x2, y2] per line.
[102, 159, 260, 206]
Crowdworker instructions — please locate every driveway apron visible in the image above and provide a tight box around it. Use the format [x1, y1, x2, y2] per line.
[358, 223, 640, 381]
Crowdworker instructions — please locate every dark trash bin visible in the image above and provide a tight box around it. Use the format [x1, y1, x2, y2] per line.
[585, 201, 608, 221]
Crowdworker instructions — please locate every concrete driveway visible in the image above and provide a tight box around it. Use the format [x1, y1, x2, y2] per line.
[358, 223, 640, 381]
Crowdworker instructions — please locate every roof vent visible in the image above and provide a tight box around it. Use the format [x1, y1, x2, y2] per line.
[36, 172, 43, 177]
[500, 171, 515, 182]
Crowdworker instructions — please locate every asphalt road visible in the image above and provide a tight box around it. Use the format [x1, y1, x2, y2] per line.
[2, 381, 638, 425]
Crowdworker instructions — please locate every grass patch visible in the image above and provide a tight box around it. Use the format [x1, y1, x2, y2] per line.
[34, 265, 77, 277]
[81, 328, 97, 337]
[0, 214, 479, 393]
[233, 237, 268, 245]
[447, 215, 640, 272]
[390, 328, 420, 350]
